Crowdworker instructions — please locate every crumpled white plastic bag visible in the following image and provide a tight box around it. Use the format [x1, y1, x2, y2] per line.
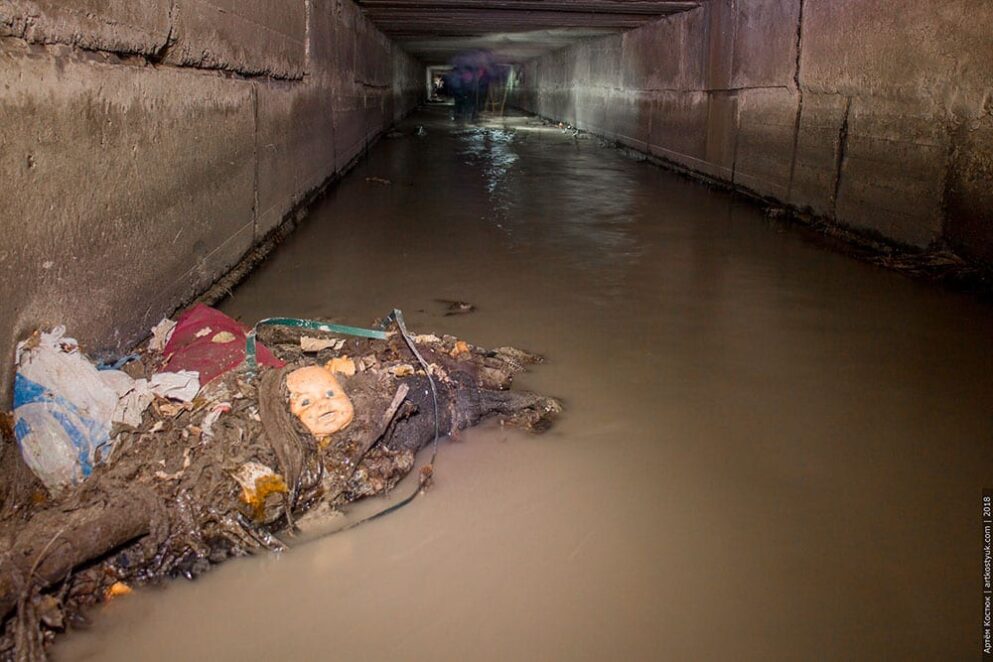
[14, 327, 122, 491]
[14, 327, 201, 492]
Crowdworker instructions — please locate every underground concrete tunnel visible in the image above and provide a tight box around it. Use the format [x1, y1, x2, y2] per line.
[2, 1, 993, 660]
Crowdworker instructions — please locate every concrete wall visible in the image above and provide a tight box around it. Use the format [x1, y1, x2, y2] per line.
[0, 0, 423, 403]
[514, 0, 993, 266]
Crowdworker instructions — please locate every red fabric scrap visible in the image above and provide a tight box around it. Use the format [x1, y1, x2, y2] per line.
[162, 304, 283, 384]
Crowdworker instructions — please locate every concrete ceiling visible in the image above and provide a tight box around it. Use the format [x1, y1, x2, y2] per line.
[355, 1, 701, 63]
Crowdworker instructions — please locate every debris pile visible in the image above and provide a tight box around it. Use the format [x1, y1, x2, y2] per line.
[0, 305, 562, 660]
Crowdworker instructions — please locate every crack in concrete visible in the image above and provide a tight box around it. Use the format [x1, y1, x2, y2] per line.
[831, 96, 852, 219]
[0, 6, 169, 54]
[787, 93, 802, 200]
[148, 0, 178, 64]
[787, 0, 806, 206]
[793, 0, 804, 92]
[3, 1, 302, 83]
[1, 32, 303, 83]
[730, 0, 738, 86]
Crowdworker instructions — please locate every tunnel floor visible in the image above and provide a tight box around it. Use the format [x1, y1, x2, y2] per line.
[57, 108, 993, 660]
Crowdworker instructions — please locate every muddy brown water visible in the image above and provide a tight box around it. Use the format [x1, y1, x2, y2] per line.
[56, 109, 993, 660]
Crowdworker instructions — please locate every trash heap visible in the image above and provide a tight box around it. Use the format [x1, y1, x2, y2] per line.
[0, 305, 562, 660]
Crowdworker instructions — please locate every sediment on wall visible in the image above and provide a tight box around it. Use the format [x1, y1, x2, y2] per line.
[511, 0, 993, 279]
[0, 0, 425, 405]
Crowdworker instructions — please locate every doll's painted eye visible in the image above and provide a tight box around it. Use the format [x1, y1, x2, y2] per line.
[325, 390, 335, 397]
[300, 399, 311, 407]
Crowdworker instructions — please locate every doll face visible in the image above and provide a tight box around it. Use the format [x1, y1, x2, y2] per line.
[286, 366, 354, 436]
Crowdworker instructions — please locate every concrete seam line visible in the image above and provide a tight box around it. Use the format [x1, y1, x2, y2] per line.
[252, 82, 260, 242]
[193, 108, 419, 310]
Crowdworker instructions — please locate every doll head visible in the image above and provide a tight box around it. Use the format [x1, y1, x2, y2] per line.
[286, 365, 354, 437]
